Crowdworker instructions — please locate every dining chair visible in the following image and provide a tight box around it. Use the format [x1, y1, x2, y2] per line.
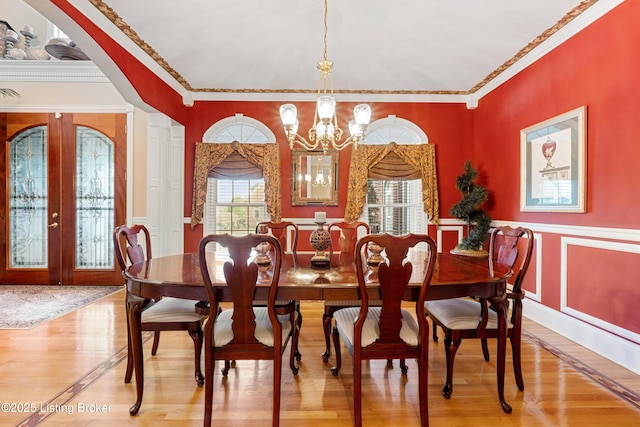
[425, 225, 534, 399]
[331, 233, 437, 427]
[256, 221, 299, 268]
[255, 220, 302, 361]
[321, 221, 374, 362]
[114, 224, 206, 387]
[199, 233, 299, 427]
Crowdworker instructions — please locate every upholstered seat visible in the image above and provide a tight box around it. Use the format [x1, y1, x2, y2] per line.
[333, 306, 420, 348]
[425, 297, 514, 331]
[141, 297, 205, 323]
[212, 308, 295, 348]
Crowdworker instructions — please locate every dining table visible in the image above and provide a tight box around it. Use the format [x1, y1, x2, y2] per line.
[124, 250, 514, 416]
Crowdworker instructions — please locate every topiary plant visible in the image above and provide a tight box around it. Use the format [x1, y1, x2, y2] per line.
[450, 160, 492, 252]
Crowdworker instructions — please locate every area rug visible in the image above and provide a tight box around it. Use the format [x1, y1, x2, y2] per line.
[0, 285, 123, 329]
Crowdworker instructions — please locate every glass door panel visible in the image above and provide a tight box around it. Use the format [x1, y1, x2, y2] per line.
[8, 126, 48, 269]
[75, 126, 115, 270]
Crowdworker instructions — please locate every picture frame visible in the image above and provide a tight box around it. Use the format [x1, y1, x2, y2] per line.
[520, 106, 586, 212]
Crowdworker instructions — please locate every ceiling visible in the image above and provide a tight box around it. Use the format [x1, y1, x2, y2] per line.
[26, 0, 614, 105]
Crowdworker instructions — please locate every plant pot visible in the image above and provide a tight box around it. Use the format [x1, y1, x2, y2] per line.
[450, 246, 488, 257]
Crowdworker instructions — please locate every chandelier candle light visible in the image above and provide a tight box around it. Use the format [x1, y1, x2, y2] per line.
[310, 211, 331, 268]
[279, 0, 372, 153]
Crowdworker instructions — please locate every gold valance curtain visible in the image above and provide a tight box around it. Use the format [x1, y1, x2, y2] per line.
[190, 141, 281, 229]
[344, 142, 439, 223]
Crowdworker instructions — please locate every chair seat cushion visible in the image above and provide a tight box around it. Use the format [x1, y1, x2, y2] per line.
[425, 298, 513, 330]
[141, 297, 204, 323]
[333, 306, 419, 347]
[213, 307, 294, 348]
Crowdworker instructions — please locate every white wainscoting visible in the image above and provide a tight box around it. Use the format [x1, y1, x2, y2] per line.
[560, 237, 640, 345]
[496, 220, 640, 375]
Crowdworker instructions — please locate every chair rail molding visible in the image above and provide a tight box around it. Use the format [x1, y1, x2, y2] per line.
[493, 220, 640, 242]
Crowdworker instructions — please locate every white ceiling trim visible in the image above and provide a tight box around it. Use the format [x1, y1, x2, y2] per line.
[474, 0, 625, 100]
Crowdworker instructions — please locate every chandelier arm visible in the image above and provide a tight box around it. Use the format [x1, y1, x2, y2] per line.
[332, 135, 362, 151]
[289, 133, 320, 151]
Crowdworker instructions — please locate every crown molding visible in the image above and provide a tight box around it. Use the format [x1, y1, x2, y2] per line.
[0, 60, 109, 83]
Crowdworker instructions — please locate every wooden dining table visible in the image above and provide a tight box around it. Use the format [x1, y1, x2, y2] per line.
[124, 251, 514, 416]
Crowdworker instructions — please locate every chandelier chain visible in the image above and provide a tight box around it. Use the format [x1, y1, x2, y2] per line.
[323, 0, 328, 62]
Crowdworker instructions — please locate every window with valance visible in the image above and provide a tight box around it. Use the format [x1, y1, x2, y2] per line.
[344, 142, 439, 224]
[190, 141, 281, 229]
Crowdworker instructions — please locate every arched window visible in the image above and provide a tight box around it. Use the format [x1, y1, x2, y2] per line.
[201, 115, 274, 244]
[363, 115, 428, 145]
[360, 116, 431, 235]
[202, 113, 275, 143]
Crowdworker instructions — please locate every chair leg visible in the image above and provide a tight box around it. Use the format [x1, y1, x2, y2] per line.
[273, 349, 283, 427]
[188, 326, 205, 387]
[321, 307, 333, 362]
[431, 319, 438, 342]
[400, 359, 408, 374]
[151, 331, 160, 355]
[418, 348, 429, 427]
[295, 302, 303, 361]
[289, 315, 300, 375]
[203, 351, 214, 427]
[442, 336, 461, 399]
[481, 337, 490, 361]
[330, 325, 342, 376]
[221, 360, 231, 376]
[124, 316, 134, 383]
[511, 334, 524, 391]
[354, 357, 362, 427]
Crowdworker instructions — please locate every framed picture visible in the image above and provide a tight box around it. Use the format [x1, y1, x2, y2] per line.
[520, 106, 586, 212]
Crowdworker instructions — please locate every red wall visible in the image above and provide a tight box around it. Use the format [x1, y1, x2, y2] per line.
[473, 1, 640, 229]
[182, 101, 473, 251]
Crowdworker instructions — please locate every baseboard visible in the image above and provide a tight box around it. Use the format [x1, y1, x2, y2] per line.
[524, 298, 640, 375]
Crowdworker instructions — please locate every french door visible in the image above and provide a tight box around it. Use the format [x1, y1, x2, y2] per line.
[0, 113, 126, 285]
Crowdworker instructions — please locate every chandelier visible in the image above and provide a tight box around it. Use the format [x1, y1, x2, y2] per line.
[279, 0, 371, 152]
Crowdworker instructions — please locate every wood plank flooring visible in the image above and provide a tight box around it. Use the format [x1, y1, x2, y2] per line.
[0, 289, 638, 426]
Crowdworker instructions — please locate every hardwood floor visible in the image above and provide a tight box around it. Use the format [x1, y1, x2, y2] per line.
[1, 289, 638, 426]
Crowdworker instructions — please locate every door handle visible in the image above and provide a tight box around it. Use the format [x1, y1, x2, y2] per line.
[48, 222, 59, 228]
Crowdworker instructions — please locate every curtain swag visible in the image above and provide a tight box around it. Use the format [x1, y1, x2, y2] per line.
[344, 142, 439, 224]
[190, 141, 282, 229]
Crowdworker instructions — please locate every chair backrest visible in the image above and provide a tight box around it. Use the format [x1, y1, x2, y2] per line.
[256, 221, 298, 268]
[114, 224, 152, 272]
[353, 233, 437, 348]
[199, 233, 283, 346]
[488, 226, 534, 294]
[327, 221, 370, 266]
